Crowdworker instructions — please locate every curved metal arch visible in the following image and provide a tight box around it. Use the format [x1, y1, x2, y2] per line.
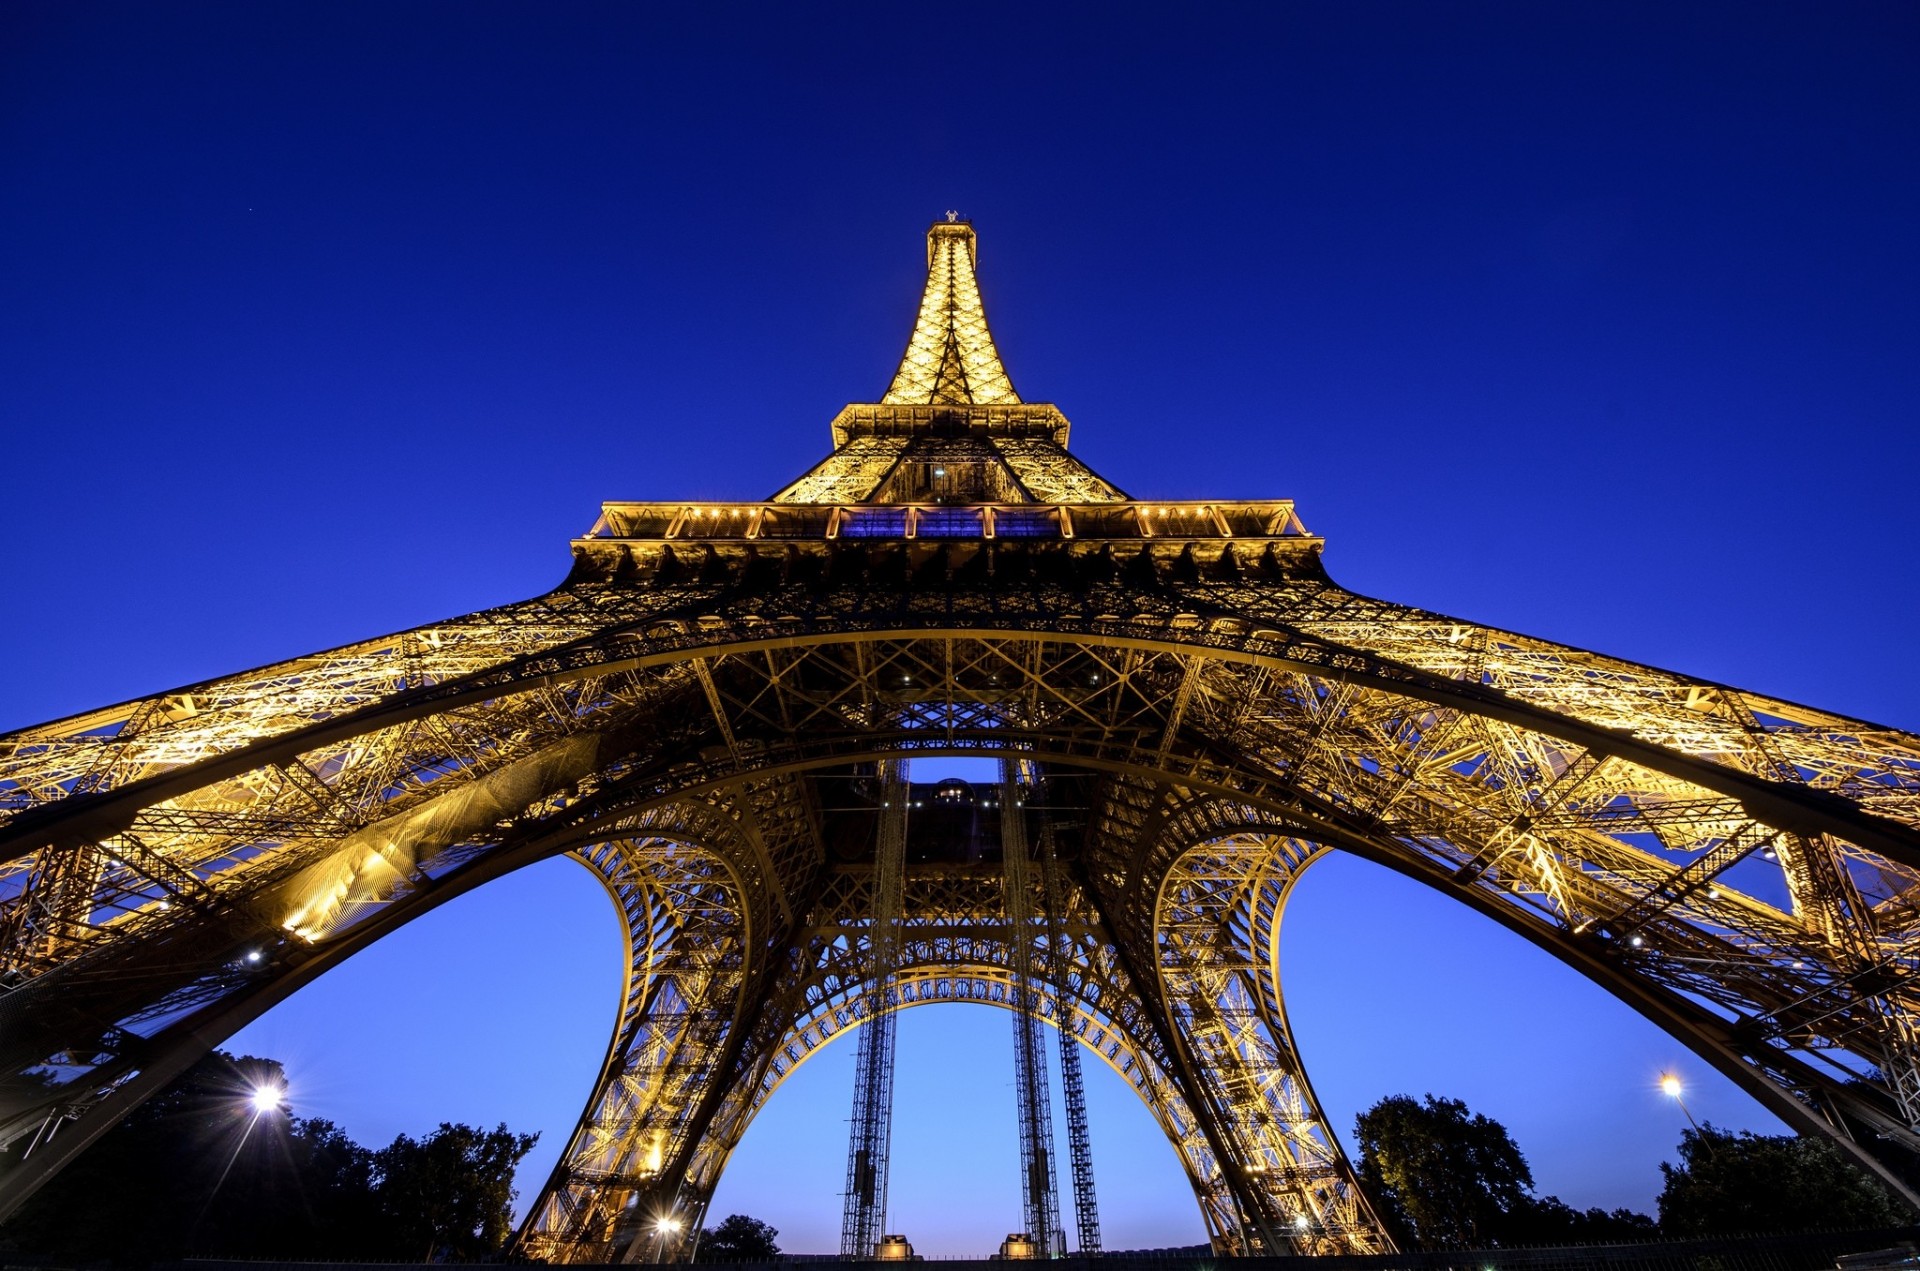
[7, 721, 1912, 1236]
[509, 766, 835, 1264]
[3, 614, 1920, 1236]
[5, 622, 1914, 1087]
[686, 958, 1244, 1252]
[1090, 650, 1920, 1108]
[1121, 787, 1920, 1210]
[5, 614, 1916, 872]
[0, 792, 779, 1236]
[1149, 829, 1387, 1255]
[180, 660, 1920, 1221]
[517, 830, 758, 1265]
[540, 717, 1920, 1181]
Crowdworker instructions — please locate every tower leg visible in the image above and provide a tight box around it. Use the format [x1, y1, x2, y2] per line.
[1148, 829, 1391, 1254]
[514, 835, 758, 1265]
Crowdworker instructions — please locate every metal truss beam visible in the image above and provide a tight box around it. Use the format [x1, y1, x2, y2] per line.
[839, 764, 907, 1260]
[1040, 818, 1102, 1254]
[1000, 762, 1064, 1255]
[5, 220, 1919, 1261]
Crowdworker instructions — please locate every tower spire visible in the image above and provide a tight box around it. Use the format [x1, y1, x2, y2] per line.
[883, 218, 1020, 406]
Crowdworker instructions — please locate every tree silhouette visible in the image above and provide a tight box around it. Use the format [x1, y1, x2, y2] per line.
[0, 1050, 536, 1261]
[1354, 1093, 1654, 1249]
[1356, 1093, 1537, 1248]
[375, 1121, 539, 1259]
[1657, 1125, 1912, 1236]
[699, 1212, 782, 1261]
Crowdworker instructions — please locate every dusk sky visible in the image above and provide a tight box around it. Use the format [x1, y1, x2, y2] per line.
[4, 2, 1918, 1255]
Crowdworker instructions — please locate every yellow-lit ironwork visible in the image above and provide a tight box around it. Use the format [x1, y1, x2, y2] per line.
[999, 763, 1064, 1256]
[840, 763, 908, 1258]
[4, 220, 1920, 1263]
[883, 219, 1019, 407]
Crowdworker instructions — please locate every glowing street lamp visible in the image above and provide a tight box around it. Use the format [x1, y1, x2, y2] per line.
[1660, 1072, 1703, 1134]
[650, 1213, 687, 1265]
[190, 1079, 290, 1242]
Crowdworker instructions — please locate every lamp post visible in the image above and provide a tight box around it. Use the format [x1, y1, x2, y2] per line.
[1659, 1074, 1701, 1133]
[187, 1082, 286, 1245]
[1660, 1072, 1717, 1159]
[651, 1213, 685, 1265]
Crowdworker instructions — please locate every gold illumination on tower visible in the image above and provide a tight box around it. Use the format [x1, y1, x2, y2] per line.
[2, 219, 1920, 1266]
[883, 218, 1019, 406]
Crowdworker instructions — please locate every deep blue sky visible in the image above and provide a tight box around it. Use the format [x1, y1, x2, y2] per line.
[5, 2, 1918, 1255]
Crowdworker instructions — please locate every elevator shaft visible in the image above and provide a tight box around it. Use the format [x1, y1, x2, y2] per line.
[840, 763, 910, 1259]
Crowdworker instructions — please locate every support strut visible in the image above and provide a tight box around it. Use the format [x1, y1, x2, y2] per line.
[840, 762, 909, 1259]
[1001, 762, 1064, 1257]
[1040, 821, 1103, 1255]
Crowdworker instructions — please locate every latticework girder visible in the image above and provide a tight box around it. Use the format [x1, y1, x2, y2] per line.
[883, 218, 1018, 408]
[840, 764, 908, 1259]
[1000, 763, 1064, 1256]
[1154, 834, 1384, 1253]
[1040, 818, 1104, 1254]
[4, 219, 1919, 1259]
[671, 858, 1253, 1252]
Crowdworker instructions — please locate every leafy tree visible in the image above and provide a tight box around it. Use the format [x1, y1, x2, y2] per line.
[1657, 1125, 1913, 1236]
[699, 1212, 782, 1261]
[1356, 1094, 1537, 1248]
[1354, 1093, 1655, 1249]
[374, 1121, 540, 1260]
[283, 1116, 389, 1255]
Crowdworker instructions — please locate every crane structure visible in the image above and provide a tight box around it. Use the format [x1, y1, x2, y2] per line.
[4, 218, 1920, 1262]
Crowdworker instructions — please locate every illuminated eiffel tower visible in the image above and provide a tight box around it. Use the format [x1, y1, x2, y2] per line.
[4, 217, 1920, 1262]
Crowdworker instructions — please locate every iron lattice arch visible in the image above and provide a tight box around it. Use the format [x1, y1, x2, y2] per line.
[3, 220, 1920, 1261]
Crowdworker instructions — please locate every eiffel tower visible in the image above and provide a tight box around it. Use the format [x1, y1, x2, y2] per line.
[4, 217, 1920, 1262]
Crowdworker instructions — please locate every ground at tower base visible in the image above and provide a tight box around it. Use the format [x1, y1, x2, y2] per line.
[3, 216, 1919, 1264]
[144, 1230, 1920, 1271]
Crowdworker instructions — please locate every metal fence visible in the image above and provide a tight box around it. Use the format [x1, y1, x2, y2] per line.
[127, 1225, 1920, 1271]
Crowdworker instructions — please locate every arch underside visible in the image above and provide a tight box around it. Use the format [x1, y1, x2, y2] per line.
[3, 561, 1920, 1258]
[524, 838, 1375, 1264]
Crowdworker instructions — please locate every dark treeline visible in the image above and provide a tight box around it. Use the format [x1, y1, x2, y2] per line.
[5, 1061, 1915, 1263]
[1355, 1093, 1914, 1250]
[697, 1214, 782, 1261]
[0, 1051, 536, 1263]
